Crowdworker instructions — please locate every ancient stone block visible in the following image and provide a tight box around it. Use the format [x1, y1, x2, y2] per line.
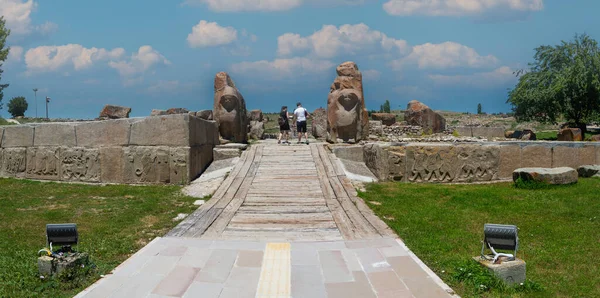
[151, 109, 167, 116]
[34, 124, 76, 147]
[513, 167, 578, 185]
[552, 146, 579, 169]
[0, 127, 3, 147]
[368, 120, 383, 136]
[26, 147, 60, 180]
[100, 147, 124, 183]
[332, 145, 364, 162]
[557, 128, 582, 141]
[327, 61, 369, 143]
[129, 114, 190, 146]
[371, 113, 396, 126]
[498, 145, 521, 179]
[454, 145, 499, 182]
[249, 109, 263, 122]
[189, 116, 208, 146]
[0, 148, 26, 177]
[363, 143, 389, 181]
[213, 148, 241, 161]
[76, 119, 131, 147]
[61, 148, 101, 182]
[167, 108, 189, 115]
[577, 165, 600, 178]
[99, 105, 131, 119]
[456, 127, 505, 139]
[387, 146, 407, 182]
[597, 146, 600, 166]
[170, 147, 190, 185]
[213, 72, 248, 143]
[197, 110, 213, 120]
[404, 100, 446, 133]
[123, 146, 170, 184]
[311, 108, 327, 139]
[405, 145, 455, 183]
[1, 125, 34, 147]
[248, 121, 264, 140]
[521, 145, 551, 168]
[580, 145, 597, 165]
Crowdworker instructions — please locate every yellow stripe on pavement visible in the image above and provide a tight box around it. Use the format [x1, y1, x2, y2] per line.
[256, 243, 291, 298]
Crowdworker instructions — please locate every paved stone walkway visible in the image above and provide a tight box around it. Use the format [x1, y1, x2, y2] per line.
[76, 142, 457, 298]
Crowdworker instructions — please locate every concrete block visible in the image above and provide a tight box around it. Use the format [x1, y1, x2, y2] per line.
[0, 148, 27, 177]
[332, 145, 364, 162]
[580, 145, 597, 165]
[76, 119, 132, 147]
[129, 114, 190, 146]
[363, 143, 390, 181]
[38, 253, 90, 277]
[123, 146, 170, 184]
[170, 147, 191, 185]
[34, 123, 76, 147]
[38, 256, 53, 276]
[213, 148, 241, 161]
[60, 148, 101, 182]
[1, 125, 34, 147]
[100, 147, 124, 183]
[499, 145, 521, 179]
[552, 145, 579, 168]
[473, 256, 526, 286]
[26, 147, 61, 180]
[521, 145, 551, 168]
[189, 116, 207, 146]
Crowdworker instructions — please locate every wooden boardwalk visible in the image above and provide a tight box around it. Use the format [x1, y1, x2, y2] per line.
[168, 143, 396, 241]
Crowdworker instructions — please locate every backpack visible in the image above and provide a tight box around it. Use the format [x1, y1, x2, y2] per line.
[278, 116, 286, 126]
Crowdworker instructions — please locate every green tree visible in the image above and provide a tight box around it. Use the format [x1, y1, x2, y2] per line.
[507, 33, 600, 134]
[477, 103, 482, 114]
[0, 17, 11, 111]
[8, 96, 28, 117]
[380, 100, 391, 113]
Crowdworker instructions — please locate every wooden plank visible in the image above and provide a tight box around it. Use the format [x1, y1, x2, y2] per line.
[317, 145, 336, 177]
[310, 144, 359, 240]
[237, 205, 330, 214]
[329, 176, 380, 239]
[230, 212, 334, 223]
[329, 153, 346, 177]
[227, 221, 337, 230]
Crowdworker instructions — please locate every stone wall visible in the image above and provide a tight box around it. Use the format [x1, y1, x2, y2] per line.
[0, 114, 219, 185]
[332, 141, 600, 183]
[453, 126, 506, 139]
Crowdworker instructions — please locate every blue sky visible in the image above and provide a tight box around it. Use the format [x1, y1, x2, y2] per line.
[0, 0, 598, 119]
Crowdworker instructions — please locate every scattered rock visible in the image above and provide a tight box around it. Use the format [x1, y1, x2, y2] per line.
[513, 167, 578, 185]
[197, 110, 214, 120]
[172, 213, 188, 221]
[193, 200, 205, 206]
[404, 100, 446, 133]
[99, 105, 131, 119]
[520, 129, 536, 140]
[577, 165, 600, 178]
[248, 109, 263, 122]
[591, 135, 600, 142]
[369, 120, 384, 136]
[166, 108, 189, 115]
[558, 128, 582, 141]
[311, 108, 328, 139]
[248, 120, 265, 140]
[213, 148, 242, 161]
[371, 113, 396, 126]
[150, 109, 167, 116]
[369, 201, 382, 205]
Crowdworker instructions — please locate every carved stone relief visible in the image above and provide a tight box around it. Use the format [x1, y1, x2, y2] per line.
[0, 148, 26, 177]
[124, 146, 170, 183]
[26, 147, 60, 180]
[61, 148, 101, 182]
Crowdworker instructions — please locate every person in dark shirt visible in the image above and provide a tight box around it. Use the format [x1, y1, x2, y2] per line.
[277, 106, 291, 144]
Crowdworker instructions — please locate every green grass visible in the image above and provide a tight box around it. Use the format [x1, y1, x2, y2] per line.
[359, 178, 600, 297]
[0, 117, 16, 126]
[0, 178, 198, 298]
[536, 130, 600, 141]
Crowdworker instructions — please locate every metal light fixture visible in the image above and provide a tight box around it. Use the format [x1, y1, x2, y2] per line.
[46, 223, 78, 252]
[481, 223, 518, 263]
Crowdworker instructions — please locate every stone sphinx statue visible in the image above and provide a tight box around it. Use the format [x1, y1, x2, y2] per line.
[213, 72, 248, 143]
[327, 61, 369, 143]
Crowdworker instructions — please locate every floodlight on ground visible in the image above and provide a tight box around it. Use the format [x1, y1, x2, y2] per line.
[481, 223, 518, 263]
[46, 223, 78, 252]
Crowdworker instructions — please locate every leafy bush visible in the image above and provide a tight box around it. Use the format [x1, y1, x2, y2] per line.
[7, 96, 28, 117]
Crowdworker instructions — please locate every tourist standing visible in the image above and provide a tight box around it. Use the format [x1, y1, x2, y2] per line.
[293, 102, 310, 144]
[278, 106, 291, 144]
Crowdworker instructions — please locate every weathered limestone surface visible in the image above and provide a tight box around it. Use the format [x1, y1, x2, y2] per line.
[369, 120, 384, 136]
[331, 145, 364, 162]
[521, 145, 551, 168]
[0, 127, 3, 147]
[33, 124, 76, 147]
[327, 61, 369, 143]
[213, 72, 248, 143]
[311, 108, 327, 139]
[363, 143, 390, 181]
[455, 127, 505, 139]
[99, 105, 131, 119]
[130, 115, 190, 146]
[248, 121, 265, 140]
[371, 113, 396, 126]
[151, 109, 167, 116]
[61, 148, 101, 182]
[76, 119, 132, 147]
[167, 108, 189, 115]
[591, 135, 600, 142]
[26, 147, 60, 180]
[578, 165, 600, 178]
[552, 146, 579, 169]
[170, 147, 190, 184]
[248, 109, 263, 122]
[557, 128, 582, 141]
[580, 145, 597, 165]
[513, 167, 578, 185]
[0, 148, 27, 177]
[100, 147, 124, 183]
[123, 146, 170, 184]
[1, 126, 34, 147]
[214, 148, 241, 161]
[498, 145, 521, 179]
[197, 110, 213, 120]
[404, 100, 446, 133]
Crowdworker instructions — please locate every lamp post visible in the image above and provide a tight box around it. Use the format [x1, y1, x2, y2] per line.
[45, 96, 51, 119]
[33, 88, 38, 118]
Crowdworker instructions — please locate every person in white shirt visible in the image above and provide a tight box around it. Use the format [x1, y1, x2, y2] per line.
[293, 102, 310, 144]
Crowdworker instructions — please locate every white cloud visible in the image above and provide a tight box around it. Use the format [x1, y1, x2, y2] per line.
[187, 20, 238, 48]
[230, 57, 334, 79]
[8, 45, 24, 62]
[183, 0, 371, 12]
[0, 0, 57, 36]
[362, 69, 381, 81]
[392, 41, 498, 70]
[383, 0, 543, 16]
[24, 44, 125, 73]
[109, 46, 170, 85]
[428, 66, 516, 88]
[277, 23, 408, 59]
